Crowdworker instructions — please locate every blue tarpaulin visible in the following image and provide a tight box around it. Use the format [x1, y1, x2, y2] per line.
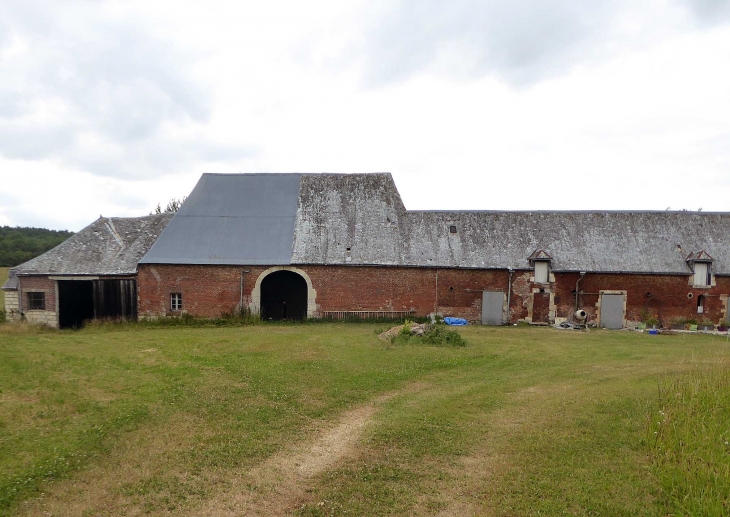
[444, 317, 468, 326]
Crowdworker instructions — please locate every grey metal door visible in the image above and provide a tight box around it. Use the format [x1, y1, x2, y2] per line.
[482, 291, 504, 325]
[600, 294, 624, 329]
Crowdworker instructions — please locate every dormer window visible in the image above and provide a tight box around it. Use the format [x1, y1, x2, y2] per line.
[528, 249, 553, 284]
[686, 250, 713, 288]
[534, 261, 549, 283]
[693, 262, 710, 287]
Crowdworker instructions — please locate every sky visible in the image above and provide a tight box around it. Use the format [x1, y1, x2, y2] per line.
[0, 0, 729, 231]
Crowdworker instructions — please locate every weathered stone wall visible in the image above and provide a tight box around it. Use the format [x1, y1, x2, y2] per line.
[3, 291, 20, 321]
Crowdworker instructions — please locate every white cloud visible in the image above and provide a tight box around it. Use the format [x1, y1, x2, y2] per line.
[0, 0, 729, 229]
[0, 0, 250, 180]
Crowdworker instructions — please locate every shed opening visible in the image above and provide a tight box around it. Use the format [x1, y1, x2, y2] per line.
[59, 280, 94, 329]
[58, 278, 138, 329]
[260, 270, 308, 320]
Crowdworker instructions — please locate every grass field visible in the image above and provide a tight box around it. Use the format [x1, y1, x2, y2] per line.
[0, 267, 8, 311]
[1, 323, 728, 516]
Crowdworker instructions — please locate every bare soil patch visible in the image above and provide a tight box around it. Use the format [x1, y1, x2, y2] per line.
[203, 392, 399, 516]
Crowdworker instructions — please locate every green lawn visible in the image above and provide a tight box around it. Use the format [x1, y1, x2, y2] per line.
[0, 267, 8, 311]
[0, 323, 728, 516]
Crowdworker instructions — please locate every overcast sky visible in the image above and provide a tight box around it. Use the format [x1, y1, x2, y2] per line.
[0, 0, 729, 231]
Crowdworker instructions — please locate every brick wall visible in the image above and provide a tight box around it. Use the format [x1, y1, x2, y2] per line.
[137, 264, 264, 318]
[137, 264, 508, 321]
[307, 266, 508, 321]
[17, 276, 58, 327]
[552, 272, 730, 326]
[137, 264, 730, 325]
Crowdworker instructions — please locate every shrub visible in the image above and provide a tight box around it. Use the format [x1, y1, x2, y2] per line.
[421, 324, 467, 347]
[390, 323, 467, 347]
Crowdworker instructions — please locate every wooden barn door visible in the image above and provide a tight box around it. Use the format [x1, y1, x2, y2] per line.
[532, 292, 550, 324]
[93, 279, 138, 321]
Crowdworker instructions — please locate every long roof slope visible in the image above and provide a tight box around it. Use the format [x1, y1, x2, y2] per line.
[15, 214, 173, 276]
[140, 174, 301, 265]
[139, 173, 730, 275]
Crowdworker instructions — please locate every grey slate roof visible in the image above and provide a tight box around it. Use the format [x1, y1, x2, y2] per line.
[1, 269, 18, 290]
[395, 211, 729, 274]
[139, 174, 301, 265]
[15, 214, 173, 276]
[139, 172, 730, 275]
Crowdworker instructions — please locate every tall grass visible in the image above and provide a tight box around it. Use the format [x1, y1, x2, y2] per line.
[648, 360, 730, 516]
[0, 266, 8, 319]
[0, 267, 8, 302]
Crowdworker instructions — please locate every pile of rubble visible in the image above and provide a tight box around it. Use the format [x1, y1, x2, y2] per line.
[378, 323, 430, 340]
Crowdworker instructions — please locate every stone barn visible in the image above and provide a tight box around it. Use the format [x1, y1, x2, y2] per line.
[5, 172, 730, 329]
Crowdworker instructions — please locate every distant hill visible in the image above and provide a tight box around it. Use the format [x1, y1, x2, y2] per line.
[0, 226, 74, 267]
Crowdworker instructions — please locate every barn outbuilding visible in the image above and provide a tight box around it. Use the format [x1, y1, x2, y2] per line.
[3, 214, 172, 328]
[5, 173, 730, 329]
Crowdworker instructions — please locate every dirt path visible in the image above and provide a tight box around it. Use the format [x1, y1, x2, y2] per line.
[201, 392, 398, 516]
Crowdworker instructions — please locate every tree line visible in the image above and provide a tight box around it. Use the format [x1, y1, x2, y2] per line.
[0, 226, 74, 267]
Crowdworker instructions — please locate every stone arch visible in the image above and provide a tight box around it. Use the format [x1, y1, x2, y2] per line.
[250, 266, 318, 318]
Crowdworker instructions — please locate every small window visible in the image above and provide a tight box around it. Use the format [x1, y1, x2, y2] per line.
[697, 294, 705, 314]
[27, 292, 45, 310]
[170, 293, 183, 311]
[693, 262, 710, 287]
[449, 225, 457, 234]
[534, 261, 549, 283]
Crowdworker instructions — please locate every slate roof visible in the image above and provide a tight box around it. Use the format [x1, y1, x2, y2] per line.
[140, 174, 301, 265]
[139, 173, 730, 275]
[14, 214, 173, 276]
[1, 269, 18, 290]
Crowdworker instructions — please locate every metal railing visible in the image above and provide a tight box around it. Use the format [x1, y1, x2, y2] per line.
[321, 310, 415, 321]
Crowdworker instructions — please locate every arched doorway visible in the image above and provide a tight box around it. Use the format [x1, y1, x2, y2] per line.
[260, 270, 308, 320]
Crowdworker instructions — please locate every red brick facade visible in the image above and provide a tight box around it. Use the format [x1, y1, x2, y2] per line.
[136, 264, 730, 326]
[551, 272, 729, 326]
[18, 276, 57, 312]
[137, 264, 268, 318]
[13, 265, 730, 327]
[136, 264, 510, 320]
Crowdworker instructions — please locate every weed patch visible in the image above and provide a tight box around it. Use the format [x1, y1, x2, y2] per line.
[390, 322, 468, 347]
[648, 361, 730, 516]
